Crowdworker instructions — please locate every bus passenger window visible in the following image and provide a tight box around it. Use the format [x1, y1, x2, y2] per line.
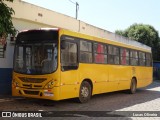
[146, 53, 152, 66]
[94, 43, 107, 63]
[120, 48, 129, 65]
[130, 50, 138, 66]
[139, 52, 146, 66]
[108, 46, 119, 64]
[80, 40, 92, 63]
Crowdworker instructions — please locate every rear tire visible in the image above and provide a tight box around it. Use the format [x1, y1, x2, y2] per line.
[78, 81, 92, 103]
[129, 78, 137, 94]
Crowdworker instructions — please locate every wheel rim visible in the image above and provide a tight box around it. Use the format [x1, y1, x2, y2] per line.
[79, 81, 91, 103]
[81, 86, 89, 98]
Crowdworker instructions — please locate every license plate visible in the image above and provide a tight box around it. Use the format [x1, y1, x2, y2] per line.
[44, 92, 54, 97]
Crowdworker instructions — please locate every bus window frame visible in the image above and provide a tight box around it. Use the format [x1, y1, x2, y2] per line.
[93, 42, 108, 64]
[60, 35, 152, 67]
[79, 39, 93, 63]
[108, 45, 120, 65]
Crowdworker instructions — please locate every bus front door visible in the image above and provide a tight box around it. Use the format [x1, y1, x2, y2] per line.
[60, 41, 79, 99]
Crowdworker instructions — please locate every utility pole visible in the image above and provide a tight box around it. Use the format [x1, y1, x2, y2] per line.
[68, 0, 79, 19]
[76, 2, 79, 19]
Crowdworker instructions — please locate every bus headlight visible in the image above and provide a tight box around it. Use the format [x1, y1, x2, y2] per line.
[44, 80, 54, 89]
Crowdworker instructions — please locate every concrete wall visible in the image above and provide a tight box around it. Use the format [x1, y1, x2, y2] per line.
[6, 0, 151, 51]
[6, 0, 79, 32]
[12, 18, 53, 31]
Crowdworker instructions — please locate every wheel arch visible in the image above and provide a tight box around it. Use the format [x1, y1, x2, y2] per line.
[132, 76, 137, 84]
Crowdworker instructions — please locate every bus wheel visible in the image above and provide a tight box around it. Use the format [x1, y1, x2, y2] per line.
[78, 81, 91, 103]
[129, 78, 137, 94]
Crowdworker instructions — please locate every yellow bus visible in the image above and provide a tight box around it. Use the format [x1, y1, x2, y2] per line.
[12, 28, 152, 103]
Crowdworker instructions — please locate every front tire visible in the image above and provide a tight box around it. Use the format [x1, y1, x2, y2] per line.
[78, 81, 92, 103]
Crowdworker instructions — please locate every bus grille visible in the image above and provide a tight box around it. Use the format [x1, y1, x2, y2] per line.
[22, 84, 42, 88]
[19, 77, 47, 83]
[23, 90, 39, 95]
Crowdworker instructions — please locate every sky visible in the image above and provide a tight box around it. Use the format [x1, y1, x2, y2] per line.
[22, 0, 160, 33]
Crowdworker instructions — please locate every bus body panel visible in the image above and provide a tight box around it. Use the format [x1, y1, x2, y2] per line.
[59, 70, 79, 99]
[136, 67, 153, 88]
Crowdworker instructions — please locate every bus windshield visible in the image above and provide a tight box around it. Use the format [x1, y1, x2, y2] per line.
[14, 43, 57, 75]
[13, 30, 58, 75]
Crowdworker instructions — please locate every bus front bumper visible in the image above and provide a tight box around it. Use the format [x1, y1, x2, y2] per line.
[12, 86, 60, 101]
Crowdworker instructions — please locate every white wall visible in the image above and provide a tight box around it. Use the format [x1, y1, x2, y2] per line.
[12, 18, 53, 31]
[4, 0, 151, 57]
[0, 18, 54, 68]
[0, 44, 14, 68]
[5, 0, 150, 51]
[5, 0, 80, 32]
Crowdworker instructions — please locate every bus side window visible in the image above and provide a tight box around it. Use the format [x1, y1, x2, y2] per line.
[61, 41, 78, 71]
[94, 43, 107, 64]
[120, 48, 129, 65]
[130, 50, 138, 66]
[80, 40, 92, 63]
[146, 53, 152, 66]
[139, 51, 146, 66]
[108, 45, 119, 64]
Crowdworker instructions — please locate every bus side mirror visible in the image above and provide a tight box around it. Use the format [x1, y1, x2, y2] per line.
[61, 40, 66, 49]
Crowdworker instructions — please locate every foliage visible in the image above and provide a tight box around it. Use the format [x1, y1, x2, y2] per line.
[115, 24, 160, 61]
[115, 30, 125, 37]
[0, 0, 16, 37]
[0, 0, 13, 2]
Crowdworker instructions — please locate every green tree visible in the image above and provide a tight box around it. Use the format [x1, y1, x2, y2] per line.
[115, 30, 127, 37]
[115, 24, 160, 61]
[0, 0, 16, 38]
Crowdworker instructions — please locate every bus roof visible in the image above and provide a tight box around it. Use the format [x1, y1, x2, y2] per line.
[20, 28, 59, 33]
[106, 33, 151, 52]
[19, 28, 151, 52]
[59, 28, 151, 52]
